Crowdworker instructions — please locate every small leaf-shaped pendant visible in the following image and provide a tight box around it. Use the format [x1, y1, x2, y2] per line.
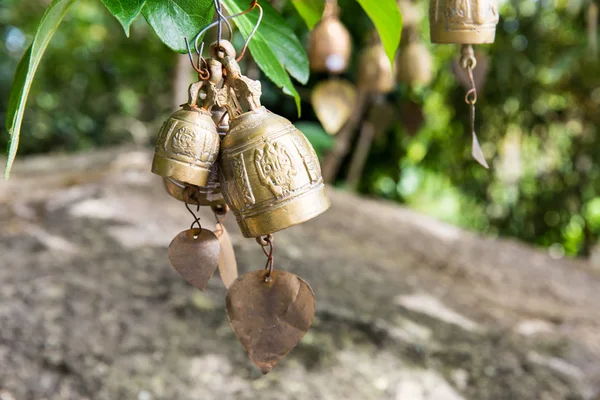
[471, 131, 489, 169]
[226, 270, 316, 374]
[215, 223, 238, 289]
[168, 228, 220, 290]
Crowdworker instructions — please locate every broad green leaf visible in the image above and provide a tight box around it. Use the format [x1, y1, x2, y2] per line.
[101, 0, 146, 36]
[222, 0, 308, 113]
[142, 0, 214, 53]
[4, 0, 77, 179]
[291, 0, 324, 30]
[223, 0, 309, 85]
[357, 0, 402, 65]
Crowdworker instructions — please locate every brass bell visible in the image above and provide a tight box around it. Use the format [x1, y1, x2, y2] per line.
[219, 107, 330, 238]
[429, 0, 499, 44]
[358, 33, 396, 94]
[309, 2, 352, 74]
[396, 39, 434, 86]
[152, 107, 220, 187]
[162, 163, 225, 207]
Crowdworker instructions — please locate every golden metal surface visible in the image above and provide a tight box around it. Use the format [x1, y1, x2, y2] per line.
[429, 0, 499, 44]
[215, 223, 238, 289]
[152, 108, 220, 187]
[309, 4, 352, 74]
[219, 107, 330, 238]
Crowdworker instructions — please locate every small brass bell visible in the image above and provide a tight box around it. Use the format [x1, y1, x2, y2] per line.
[163, 162, 225, 207]
[152, 107, 220, 187]
[309, 2, 352, 74]
[219, 107, 330, 238]
[358, 33, 396, 94]
[429, 0, 499, 44]
[396, 39, 434, 86]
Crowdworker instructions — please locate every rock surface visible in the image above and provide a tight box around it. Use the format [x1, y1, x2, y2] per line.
[1, 147, 600, 400]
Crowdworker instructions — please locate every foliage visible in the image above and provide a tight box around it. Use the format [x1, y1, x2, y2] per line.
[2, 0, 599, 258]
[6, 0, 398, 176]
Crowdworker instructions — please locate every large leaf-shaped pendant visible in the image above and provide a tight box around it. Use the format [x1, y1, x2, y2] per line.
[226, 270, 316, 374]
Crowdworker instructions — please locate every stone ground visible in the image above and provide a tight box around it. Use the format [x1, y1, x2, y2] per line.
[1, 147, 599, 400]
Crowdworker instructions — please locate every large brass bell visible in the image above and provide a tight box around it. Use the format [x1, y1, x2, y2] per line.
[219, 107, 330, 238]
[358, 32, 396, 94]
[309, 2, 352, 74]
[152, 107, 220, 187]
[429, 0, 499, 44]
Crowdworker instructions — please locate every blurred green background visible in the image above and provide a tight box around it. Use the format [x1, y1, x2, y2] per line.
[2, 0, 600, 258]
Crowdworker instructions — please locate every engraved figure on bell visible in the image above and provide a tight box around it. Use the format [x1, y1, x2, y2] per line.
[171, 126, 196, 157]
[446, 0, 468, 20]
[255, 142, 297, 197]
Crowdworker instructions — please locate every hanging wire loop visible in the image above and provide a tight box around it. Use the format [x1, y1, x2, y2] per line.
[256, 234, 274, 282]
[185, 202, 203, 231]
[193, 0, 262, 61]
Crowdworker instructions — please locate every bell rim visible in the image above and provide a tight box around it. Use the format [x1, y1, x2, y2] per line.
[235, 184, 331, 238]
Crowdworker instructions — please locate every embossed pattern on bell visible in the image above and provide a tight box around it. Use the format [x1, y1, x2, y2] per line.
[219, 107, 330, 238]
[429, 0, 499, 44]
[152, 108, 220, 187]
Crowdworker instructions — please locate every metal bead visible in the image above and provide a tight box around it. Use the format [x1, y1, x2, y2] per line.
[152, 108, 220, 187]
[429, 0, 499, 44]
[218, 107, 330, 238]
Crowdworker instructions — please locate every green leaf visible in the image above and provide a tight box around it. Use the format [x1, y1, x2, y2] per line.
[357, 0, 402, 65]
[291, 0, 324, 30]
[142, 0, 214, 53]
[100, 0, 146, 36]
[4, 0, 77, 179]
[222, 0, 308, 114]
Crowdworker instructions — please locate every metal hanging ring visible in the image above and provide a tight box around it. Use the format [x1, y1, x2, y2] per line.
[257, 234, 275, 281]
[185, 38, 211, 79]
[185, 202, 203, 231]
[193, 1, 262, 61]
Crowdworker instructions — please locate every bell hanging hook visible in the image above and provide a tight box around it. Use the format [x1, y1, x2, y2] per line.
[192, 0, 263, 61]
[213, 0, 233, 46]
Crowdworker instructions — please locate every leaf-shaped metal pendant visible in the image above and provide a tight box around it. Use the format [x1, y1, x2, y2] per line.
[168, 228, 220, 290]
[226, 270, 316, 374]
[215, 223, 238, 289]
[472, 131, 489, 169]
[311, 79, 357, 135]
